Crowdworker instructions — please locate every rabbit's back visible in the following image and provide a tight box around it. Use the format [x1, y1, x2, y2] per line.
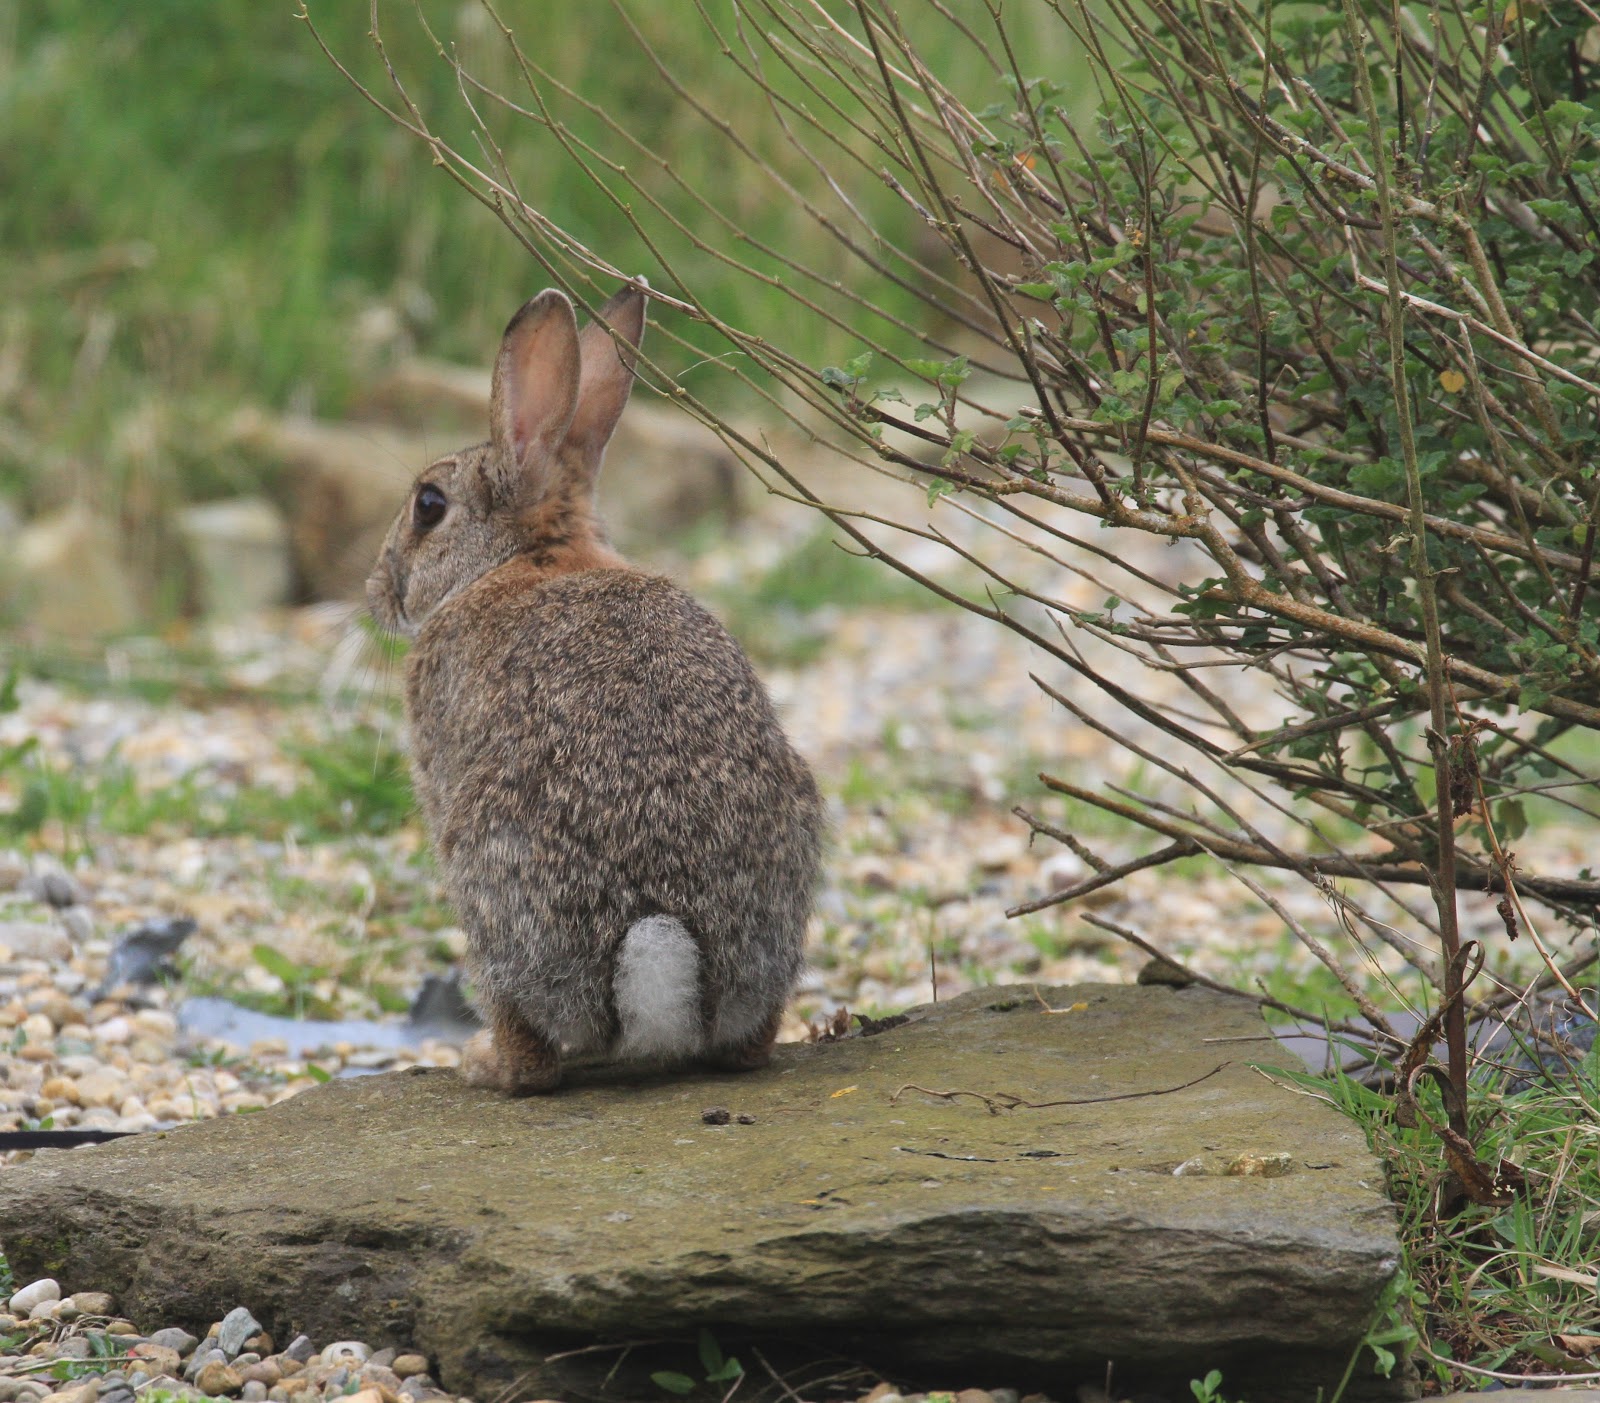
[406, 558, 822, 1050]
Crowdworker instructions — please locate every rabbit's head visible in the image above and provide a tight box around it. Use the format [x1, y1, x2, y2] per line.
[367, 282, 647, 636]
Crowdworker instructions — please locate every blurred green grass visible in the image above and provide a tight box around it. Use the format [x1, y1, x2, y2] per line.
[0, 2, 1077, 591]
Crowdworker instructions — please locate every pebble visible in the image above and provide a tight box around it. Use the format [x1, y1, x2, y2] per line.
[391, 1356, 429, 1380]
[196, 1363, 244, 1397]
[282, 1336, 315, 1364]
[189, 1347, 228, 1378]
[218, 1307, 263, 1358]
[132, 1342, 182, 1376]
[148, 1325, 200, 1353]
[322, 1341, 371, 1365]
[8, 1278, 59, 1315]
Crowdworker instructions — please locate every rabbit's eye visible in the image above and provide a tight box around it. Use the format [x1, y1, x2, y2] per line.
[413, 484, 448, 531]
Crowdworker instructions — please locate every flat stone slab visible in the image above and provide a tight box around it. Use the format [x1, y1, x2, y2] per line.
[0, 985, 1402, 1401]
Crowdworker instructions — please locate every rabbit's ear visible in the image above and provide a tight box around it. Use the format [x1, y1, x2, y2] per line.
[488, 289, 582, 503]
[561, 282, 648, 495]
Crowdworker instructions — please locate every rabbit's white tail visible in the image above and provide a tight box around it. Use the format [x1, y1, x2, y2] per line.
[614, 915, 703, 1059]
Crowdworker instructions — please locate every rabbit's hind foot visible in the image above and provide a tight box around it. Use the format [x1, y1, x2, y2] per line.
[461, 1008, 562, 1095]
[703, 1005, 783, 1074]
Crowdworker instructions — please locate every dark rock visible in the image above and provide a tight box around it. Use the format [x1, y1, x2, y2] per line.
[0, 985, 1401, 1403]
[100, 918, 197, 991]
[19, 871, 88, 909]
[404, 970, 478, 1040]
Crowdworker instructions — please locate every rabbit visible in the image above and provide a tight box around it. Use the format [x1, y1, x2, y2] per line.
[366, 282, 825, 1094]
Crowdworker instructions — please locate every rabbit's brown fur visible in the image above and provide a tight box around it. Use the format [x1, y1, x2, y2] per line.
[367, 285, 823, 1094]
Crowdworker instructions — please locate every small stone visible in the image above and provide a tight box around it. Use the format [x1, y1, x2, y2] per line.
[241, 1384, 268, 1403]
[240, 1364, 281, 1387]
[700, 1106, 731, 1125]
[94, 1372, 127, 1392]
[990, 1392, 1020, 1403]
[28, 1300, 61, 1322]
[147, 1325, 199, 1354]
[244, 1333, 274, 1355]
[196, 1363, 244, 1397]
[91, 1015, 132, 1045]
[282, 1337, 315, 1364]
[397, 1380, 434, 1401]
[188, 1348, 228, 1380]
[59, 906, 96, 944]
[98, 1391, 135, 1403]
[131, 1343, 183, 1375]
[340, 1390, 383, 1403]
[736, 1113, 757, 1124]
[9, 1277, 61, 1314]
[55, 1338, 92, 1360]
[274, 1359, 305, 1378]
[322, 1343, 370, 1365]
[389, 1358, 428, 1381]
[235, 1355, 261, 1369]
[218, 1307, 263, 1358]
[105, 1319, 140, 1337]
[862, 1387, 900, 1403]
[360, 1367, 402, 1398]
[73, 1069, 127, 1109]
[67, 1291, 115, 1316]
[365, 1350, 395, 1370]
[955, 1392, 994, 1403]
[0, 923, 70, 963]
[21, 870, 89, 908]
[54, 1299, 82, 1323]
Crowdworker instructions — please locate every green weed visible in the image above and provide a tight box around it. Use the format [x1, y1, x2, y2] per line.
[0, 723, 414, 850]
[1276, 1044, 1600, 1390]
[651, 1328, 743, 1397]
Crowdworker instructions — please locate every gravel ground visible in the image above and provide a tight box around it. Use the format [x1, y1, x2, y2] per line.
[1, 488, 1593, 1401]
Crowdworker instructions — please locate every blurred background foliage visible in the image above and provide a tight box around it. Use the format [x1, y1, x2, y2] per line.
[0, 0, 1073, 612]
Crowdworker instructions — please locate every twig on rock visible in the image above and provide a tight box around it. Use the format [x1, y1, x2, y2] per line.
[890, 1062, 1232, 1115]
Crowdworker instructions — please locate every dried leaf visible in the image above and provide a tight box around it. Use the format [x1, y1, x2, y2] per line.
[1439, 368, 1467, 394]
[830, 1085, 859, 1099]
[1556, 1333, 1600, 1357]
[1537, 1264, 1599, 1288]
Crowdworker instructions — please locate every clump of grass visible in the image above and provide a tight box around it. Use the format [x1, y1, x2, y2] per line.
[0, 723, 414, 850]
[1281, 1046, 1600, 1391]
